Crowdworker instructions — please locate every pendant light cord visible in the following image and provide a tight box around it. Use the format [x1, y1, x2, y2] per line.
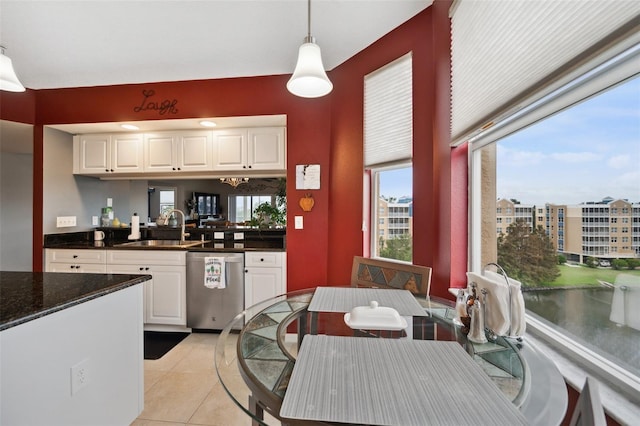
[307, 0, 311, 39]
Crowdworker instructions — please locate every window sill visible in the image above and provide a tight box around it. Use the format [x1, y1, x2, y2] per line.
[526, 316, 640, 425]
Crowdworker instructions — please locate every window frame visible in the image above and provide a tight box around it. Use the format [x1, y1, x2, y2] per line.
[467, 44, 640, 405]
[369, 162, 412, 261]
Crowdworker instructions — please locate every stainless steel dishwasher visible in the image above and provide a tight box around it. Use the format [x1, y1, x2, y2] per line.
[186, 252, 244, 330]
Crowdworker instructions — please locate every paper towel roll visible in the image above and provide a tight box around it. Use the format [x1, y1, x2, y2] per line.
[128, 213, 141, 240]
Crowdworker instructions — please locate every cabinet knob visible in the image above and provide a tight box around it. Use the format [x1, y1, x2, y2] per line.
[110, 169, 114, 172]
[145, 267, 150, 271]
[139, 267, 144, 271]
[73, 255, 78, 258]
[245, 269, 248, 273]
[260, 258, 264, 262]
[248, 165, 252, 169]
[172, 167, 176, 170]
[105, 169, 109, 172]
[243, 165, 247, 169]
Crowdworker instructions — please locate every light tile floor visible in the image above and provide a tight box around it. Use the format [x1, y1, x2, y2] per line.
[131, 332, 280, 426]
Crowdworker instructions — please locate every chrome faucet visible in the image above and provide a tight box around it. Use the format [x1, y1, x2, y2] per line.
[168, 209, 190, 241]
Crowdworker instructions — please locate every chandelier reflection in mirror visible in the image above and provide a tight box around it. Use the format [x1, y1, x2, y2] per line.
[220, 177, 249, 188]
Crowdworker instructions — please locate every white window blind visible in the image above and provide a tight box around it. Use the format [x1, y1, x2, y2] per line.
[364, 53, 413, 168]
[450, 0, 640, 145]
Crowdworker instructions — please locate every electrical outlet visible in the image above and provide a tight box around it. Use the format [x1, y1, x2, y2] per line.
[295, 216, 303, 229]
[92, 216, 99, 226]
[70, 358, 90, 395]
[56, 216, 77, 227]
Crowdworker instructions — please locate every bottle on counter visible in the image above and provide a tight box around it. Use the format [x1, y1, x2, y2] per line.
[101, 207, 113, 227]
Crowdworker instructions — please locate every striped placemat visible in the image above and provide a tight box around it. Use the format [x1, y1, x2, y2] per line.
[308, 287, 427, 316]
[280, 335, 529, 425]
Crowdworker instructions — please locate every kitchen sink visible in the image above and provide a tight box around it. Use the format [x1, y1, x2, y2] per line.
[116, 240, 210, 249]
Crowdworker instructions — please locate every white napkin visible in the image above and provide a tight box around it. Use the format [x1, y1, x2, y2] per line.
[204, 257, 226, 289]
[467, 272, 510, 336]
[484, 270, 526, 336]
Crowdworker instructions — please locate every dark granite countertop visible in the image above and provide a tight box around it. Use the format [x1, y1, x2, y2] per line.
[43, 229, 286, 252]
[0, 271, 151, 331]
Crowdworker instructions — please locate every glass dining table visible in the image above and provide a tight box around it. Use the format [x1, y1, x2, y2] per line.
[214, 287, 567, 425]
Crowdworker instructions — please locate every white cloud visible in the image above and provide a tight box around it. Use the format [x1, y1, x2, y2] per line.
[548, 152, 599, 163]
[607, 154, 631, 169]
[498, 147, 546, 166]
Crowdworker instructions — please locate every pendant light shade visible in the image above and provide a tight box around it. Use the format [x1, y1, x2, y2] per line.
[287, 0, 332, 98]
[0, 46, 26, 92]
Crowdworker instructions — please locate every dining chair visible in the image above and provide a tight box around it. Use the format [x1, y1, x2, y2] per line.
[351, 256, 432, 297]
[350, 256, 433, 338]
[569, 377, 606, 426]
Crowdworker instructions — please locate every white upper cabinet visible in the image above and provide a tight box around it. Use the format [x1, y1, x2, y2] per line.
[74, 126, 285, 177]
[248, 127, 286, 170]
[74, 133, 144, 174]
[144, 130, 213, 173]
[211, 128, 248, 170]
[213, 127, 285, 171]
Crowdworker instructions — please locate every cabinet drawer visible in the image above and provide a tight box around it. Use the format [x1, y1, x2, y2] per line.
[107, 250, 186, 266]
[46, 249, 106, 264]
[245, 251, 282, 268]
[47, 263, 107, 274]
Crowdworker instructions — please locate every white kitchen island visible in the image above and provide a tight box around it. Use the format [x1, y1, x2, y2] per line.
[0, 272, 149, 426]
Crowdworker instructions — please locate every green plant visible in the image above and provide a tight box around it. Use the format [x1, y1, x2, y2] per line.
[250, 202, 286, 228]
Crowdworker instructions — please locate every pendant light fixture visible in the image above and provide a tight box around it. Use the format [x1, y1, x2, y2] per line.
[286, 0, 333, 98]
[0, 46, 26, 92]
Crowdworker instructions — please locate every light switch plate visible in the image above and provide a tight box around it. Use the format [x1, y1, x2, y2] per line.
[295, 216, 303, 229]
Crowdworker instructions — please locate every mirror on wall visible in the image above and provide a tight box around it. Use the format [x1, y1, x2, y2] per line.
[147, 178, 285, 227]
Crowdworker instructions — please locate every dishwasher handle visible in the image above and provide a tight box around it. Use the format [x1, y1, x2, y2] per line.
[188, 254, 243, 264]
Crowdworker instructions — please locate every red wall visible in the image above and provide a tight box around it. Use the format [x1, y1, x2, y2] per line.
[327, 1, 457, 297]
[0, 3, 463, 297]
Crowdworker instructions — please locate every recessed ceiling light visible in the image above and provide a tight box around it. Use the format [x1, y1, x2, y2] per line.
[121, 124, 139, 130]
[199, 120, 217, 127]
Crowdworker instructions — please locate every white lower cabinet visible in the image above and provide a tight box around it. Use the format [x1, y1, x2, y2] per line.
[244, 251, 286, 308]
[45, 249, 107, 273]
[107, 250, 187, 327]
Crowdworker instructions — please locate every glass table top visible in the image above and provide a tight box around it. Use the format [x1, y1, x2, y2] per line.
[214, 288, 529, 425]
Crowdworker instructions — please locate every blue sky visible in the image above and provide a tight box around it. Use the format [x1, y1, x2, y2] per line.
[497, 76, 640, 206]
[379, 76, 639, 204]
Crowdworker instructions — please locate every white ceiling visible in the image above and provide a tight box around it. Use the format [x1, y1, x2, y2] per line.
[0, 0, 432, 90]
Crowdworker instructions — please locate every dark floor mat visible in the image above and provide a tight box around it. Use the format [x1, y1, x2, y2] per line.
[144, 331, 189, 360]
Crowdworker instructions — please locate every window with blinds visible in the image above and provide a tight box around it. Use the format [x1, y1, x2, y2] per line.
[364, 53, 414, 261]
[364, 53, 413, 168]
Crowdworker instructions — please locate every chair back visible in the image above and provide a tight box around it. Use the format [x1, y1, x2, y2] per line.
[351, 256, 432, 297]
[569, 377, 606, 426]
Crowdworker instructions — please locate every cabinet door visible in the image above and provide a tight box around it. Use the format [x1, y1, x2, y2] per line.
[248, 127, 286, 170]
[77, 134, 111, 174]
[145, 265, 186, 326]
[244, 267, 283, 309]
[144, 133, 178, 172]
[212, 129, 248, 170]
[179, 131, 212, 171]
[111, 133, 144, 173]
